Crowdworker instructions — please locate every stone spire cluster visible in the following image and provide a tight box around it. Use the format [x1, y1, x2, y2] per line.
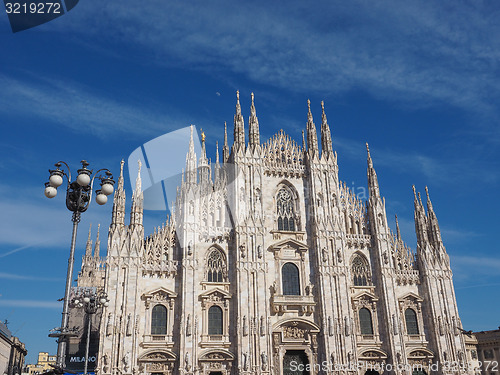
[233, 91, 245, 152]
[79, 222, 104, 287]
[412, 185, 446, 262]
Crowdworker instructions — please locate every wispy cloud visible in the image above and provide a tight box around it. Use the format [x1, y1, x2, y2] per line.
[0, 299, 61, 309]
[451, 255, 500, 271]
[0, 75, 191, 138]
[0, 183, 111, 253]
[334, 136, 498, 185]
[450, 255, 500, 283]
[48, 1, 500, 118]
[456, 283, 500, 291]
[0, 272, 63, 282]
[441, 228, 482, 242]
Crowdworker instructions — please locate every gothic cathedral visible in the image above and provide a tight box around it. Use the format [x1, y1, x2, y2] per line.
[77, 92, 471, 375]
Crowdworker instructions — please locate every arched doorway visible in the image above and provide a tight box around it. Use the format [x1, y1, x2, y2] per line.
[365, 370, 379, 375]
[208, 372, 223, 375]
[412, 370, 427, 375]
[283, 350, 309, 375]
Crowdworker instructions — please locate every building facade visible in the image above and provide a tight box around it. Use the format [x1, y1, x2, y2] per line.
[473, 328, 500, 375]
[78, 93, 474, 375]
[0, 322, 27, 375]
[25, 352, 56, 375]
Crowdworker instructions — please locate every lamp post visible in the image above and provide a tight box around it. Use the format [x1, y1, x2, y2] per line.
[45, 160, 115, 369]
[72, 289, 109, 375]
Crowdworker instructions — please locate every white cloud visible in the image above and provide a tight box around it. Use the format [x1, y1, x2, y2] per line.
[450, 255, 500, 283]
[334, 136, 498, 185]
[0, 75, 191, 138]
[46, 1, 500, 116]
[0, 183, 112, 256]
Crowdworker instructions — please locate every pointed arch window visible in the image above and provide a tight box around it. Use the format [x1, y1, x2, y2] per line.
[282, 262, 300, 296]
[352, 254, 370, 286]
[359, 308, 373, 335]
[405, 308, 419, 335]
[277, 187, 296, 231]
[206, 248, 227, 283]
[151, 304, 167, 335]
[208, 305, 223, 335]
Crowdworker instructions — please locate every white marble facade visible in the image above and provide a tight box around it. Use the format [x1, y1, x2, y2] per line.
[80, 93, 472, 375]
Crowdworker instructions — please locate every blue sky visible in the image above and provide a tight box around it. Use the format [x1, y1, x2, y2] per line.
[0, 0, 499, 364]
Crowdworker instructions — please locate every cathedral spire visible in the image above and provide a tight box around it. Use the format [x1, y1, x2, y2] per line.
[248, 92, 260, 149]
[425, 186, 444, 248]
[111, 160, 126, 229]
[130, 160, 144, 227]
[198, 129, 210, 184]
[306, 99, 319, 156]
[413, 185, 428, 247]
[85, 223, 93, 258]
[223, 121, 229, 163]
[320, 101, 333, 157]
[302, 130, 306, 150]
[185, 125, 197, 185]
[366, 143, 380, 199]
[233, 91, 245, 152]
[395, 214, 401, 241]
[214, 141, 221, 181]
[200, 128, 207, 160]
[412, 184, 419, 208]
[94, 224, 100, 259]
[425, 186, 434, 212]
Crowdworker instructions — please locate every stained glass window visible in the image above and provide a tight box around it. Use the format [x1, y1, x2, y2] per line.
[352, 254, 370, 286]
[207, 248, 226, 283]
[277, 188, 295, 231]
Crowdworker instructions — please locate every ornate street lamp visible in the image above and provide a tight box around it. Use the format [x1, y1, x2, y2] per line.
[72, 289, 109, 375]
[45, 160, 114, 369]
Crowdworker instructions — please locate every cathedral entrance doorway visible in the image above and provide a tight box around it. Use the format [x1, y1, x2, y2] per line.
[364, 370, 379, 375]
[283, 350, 309, 375]
[208, 372, 223, 375]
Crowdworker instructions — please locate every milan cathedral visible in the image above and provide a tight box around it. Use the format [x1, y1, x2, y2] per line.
[74, 92, 472, 375]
